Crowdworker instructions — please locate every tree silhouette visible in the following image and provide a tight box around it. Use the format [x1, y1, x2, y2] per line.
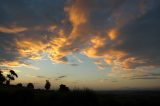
[6, 70, 18, 85]
[45, 80, 51, 90]
[27, 83, 34, 89]
[10, 70, 18, 77]
[0, 70, 6, 85]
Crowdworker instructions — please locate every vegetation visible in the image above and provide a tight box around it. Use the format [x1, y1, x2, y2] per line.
[6, 70, 18, 85]
[45, 80, 51, 90]
[0, 71, 5, 84]
[0, 69, 160, 105]
[27, 83, 34, 89]
[0, 70, 18, 85]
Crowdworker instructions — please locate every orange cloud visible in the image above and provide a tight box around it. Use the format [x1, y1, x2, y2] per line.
[0, 26, 27, 33]
[16, 40, 47, 60]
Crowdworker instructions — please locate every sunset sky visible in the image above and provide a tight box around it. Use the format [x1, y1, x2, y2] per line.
[0, 0, 160, 90]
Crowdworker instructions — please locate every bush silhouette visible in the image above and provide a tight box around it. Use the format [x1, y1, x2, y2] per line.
[45, 80, 51, 90]
[27, 83, 34, 89]
[59, 84, 70, 92]
[16, 83, 23, 87]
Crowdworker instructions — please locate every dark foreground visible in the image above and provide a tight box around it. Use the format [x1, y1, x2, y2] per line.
[0, 86, 160, 106]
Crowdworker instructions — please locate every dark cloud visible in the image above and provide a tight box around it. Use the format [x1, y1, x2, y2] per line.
[55, 75, 66, 81]
[131, 77, 160, 80]
[36, 76, 51, 79]
[116, 4, 160, 68]
[58, 75, 66, 79]
[0, 0, 66, 27]
[131, 73, 160, 80]
[0, 33, 27, 66]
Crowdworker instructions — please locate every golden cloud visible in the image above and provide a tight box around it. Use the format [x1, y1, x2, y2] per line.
[84, 36, 107, 58]
[0, 61, 25, 67]
[107, 29, 118, 40]
[47, 36, 70, 64]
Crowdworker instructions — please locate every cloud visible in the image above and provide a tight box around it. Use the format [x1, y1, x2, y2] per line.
[78, 0, 160, 69]
[55, 75, 67, 81]
[0, 0, 67, 66]
[0, 26, 27, 33]
[0, 0, 160, 78]
[70, 63, 79, 66]
[131, 77, 160, 80]
[0, 33, 27, 66]
[111, 80, 118, 83]
[94, 60, 109, 70]
[58, 75, 66, 79]
[36, 76, 51, 79]
[115, 5, 160, 68]
[107, 66, 160, 81]
[131, 73, 160, 80]
[61, 0, 160, 70]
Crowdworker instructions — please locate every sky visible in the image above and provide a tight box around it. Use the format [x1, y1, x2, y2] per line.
[0, 0, 160, 90]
